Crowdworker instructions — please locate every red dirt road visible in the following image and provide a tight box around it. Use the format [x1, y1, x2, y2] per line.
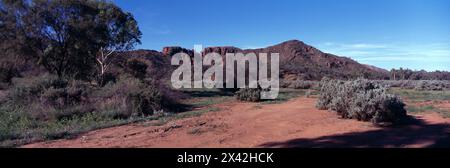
[23, 98, 450, 148]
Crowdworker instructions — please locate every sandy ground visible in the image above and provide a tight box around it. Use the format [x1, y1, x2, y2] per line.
[23, 97, 450, 148]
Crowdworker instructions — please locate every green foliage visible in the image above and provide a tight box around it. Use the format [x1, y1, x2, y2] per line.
[0, 0, 141, 80]
[0, 74, 181, 146]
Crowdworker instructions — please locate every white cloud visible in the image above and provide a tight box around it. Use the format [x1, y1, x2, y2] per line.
[242, 45, 265, 49]
[345, 44, 387, 49]
[316, 42, 450, 71]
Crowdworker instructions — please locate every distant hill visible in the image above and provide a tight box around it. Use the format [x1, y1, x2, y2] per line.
[120, 40, 391, 81]
[243, 40, 390, 80]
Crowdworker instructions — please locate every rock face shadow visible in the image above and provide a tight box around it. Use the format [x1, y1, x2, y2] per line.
[259, 116, 450, 148]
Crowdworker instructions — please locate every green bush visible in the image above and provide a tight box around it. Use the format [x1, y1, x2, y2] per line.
[317, 78, 407, 125]
[235, 88, 262, 102]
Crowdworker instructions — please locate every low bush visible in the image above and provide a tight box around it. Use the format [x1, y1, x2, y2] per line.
[235, 88, 262, 102]
[281, 80, 318, 89]
[374, 80, 450, 90]
[125, 59, 148, 80]
[0, 62, 20, 84]
[95, 75, 177, 117]
[0, 74, 182, 146]
[414, 80, 448, 91]
[316, 78, 407, 125]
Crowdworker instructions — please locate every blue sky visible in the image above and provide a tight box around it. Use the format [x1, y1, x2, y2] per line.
[114, 0, 450, 71]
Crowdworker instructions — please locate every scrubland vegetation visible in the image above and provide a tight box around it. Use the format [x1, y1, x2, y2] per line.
[0, 0, 185, 146]
[1, 0, 450, 147]
[316, 78, 407, 125]
[374, 80, 450, 91]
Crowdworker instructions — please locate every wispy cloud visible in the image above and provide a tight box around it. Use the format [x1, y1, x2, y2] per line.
[316, 42, 450, 71]
[242, 45, 265, 49]
[344, 44, 387, 49]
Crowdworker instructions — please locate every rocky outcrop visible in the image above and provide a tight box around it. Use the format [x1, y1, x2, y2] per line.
[122, 40, 389, 80]
[240, 40, 389, 80]
[202, 46, 242, 56]
[162, 46, 194, 57]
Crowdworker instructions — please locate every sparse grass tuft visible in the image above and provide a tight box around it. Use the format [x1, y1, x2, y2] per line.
[406, 104, 450, 118]
[406, 105, 436, 113]
[390, 89, 450, 102]
[261, 89, 307, 104]
[187, 127, 205, 135]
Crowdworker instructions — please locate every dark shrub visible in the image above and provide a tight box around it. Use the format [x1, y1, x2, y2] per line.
[316, 78, 407, 125]
[125, 87, 162, 116]
[9, 74, 68, 104]
[98, 72, 117, 87]
[235, 88, 262, 102]
[94, 75, 178, 118]
[8, 76, 93, 121]
[0, 62, 20, 84]
[126, 59, 148, 79]
[41, 80, 92, 108]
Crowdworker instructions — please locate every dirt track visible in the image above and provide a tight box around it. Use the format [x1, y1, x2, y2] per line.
[23, 97, 450, 148]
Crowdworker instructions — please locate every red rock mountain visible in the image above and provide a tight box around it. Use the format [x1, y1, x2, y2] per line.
[121, 40, 389, 80]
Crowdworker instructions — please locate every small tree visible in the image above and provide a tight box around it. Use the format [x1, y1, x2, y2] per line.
[95, 3, 141, 85]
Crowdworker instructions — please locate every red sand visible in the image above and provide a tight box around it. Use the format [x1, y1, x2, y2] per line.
[23, 97, 450, 148]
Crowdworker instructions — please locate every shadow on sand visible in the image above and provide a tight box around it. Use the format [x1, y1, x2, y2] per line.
[259, 116, 450, 148]
[182, 90, 235, 98]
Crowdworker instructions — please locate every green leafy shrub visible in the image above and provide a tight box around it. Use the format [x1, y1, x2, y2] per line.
[317, 78, 407, 125]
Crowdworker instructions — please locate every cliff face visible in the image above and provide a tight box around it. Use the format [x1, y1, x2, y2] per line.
[120, 40, 389, 80]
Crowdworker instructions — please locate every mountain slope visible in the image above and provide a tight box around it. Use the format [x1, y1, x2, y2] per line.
[204, 40, 389, 80]
[121, 40, 389, 80]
